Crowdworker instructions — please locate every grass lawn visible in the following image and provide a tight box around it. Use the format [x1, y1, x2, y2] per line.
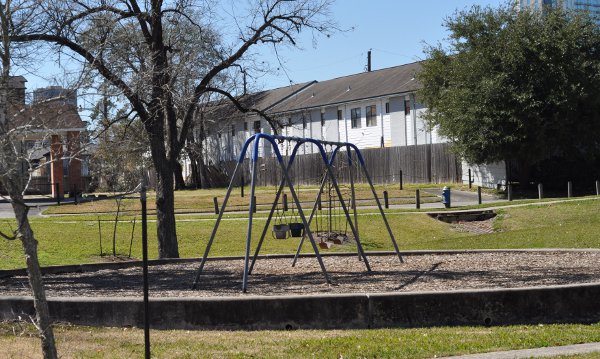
[1, 197, 600, 269]
[1, 322, 600, 358]
[43, 183, 441, 215]
[3, 196, 600, 358]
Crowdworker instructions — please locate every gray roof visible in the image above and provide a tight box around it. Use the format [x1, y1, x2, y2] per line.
[203, 81, 316, 121]
[241, 81, 317, 111]
[270, 62, 422, 114]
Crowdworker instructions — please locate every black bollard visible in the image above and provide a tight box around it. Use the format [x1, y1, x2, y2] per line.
[213, 197, 219, 214]
[241, 175, 245, 198]
[383, 190, 389, 209]
[399, 170, 403, 190]
[415, 189, 420, 209]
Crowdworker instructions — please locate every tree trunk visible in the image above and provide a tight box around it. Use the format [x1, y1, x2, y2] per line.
[11, 196, 58, 359]
[173, 160, 186, 190]
[188, 151, 200, 189]
[153, 156, 179, 258]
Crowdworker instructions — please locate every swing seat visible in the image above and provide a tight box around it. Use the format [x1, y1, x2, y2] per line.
[288, 222, 304, 237]
[319, 241, 333, 249]
[272, 224, 290, 239]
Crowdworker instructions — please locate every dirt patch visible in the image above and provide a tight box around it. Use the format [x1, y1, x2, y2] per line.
[1, 251, 599, 298]
[451, 218, 496, 234]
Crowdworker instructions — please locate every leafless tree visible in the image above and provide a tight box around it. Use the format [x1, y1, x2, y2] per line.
[0, 1, 58, 358]
[11, 0, 336, 258]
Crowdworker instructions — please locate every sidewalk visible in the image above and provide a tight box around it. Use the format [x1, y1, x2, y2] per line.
[439, 342, 600, 358]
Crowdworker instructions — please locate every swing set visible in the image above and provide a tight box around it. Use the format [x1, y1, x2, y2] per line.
[192, 133, 403, 292]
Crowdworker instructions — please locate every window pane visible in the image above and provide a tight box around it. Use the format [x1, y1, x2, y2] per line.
[366, 105, 377, 127]
[351, 108, 361, 129]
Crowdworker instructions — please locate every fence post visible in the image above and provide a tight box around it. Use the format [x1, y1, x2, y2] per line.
[283, 193, 288, 211]
[477, 186, 482, 205]
[213, 197, 219, 214]
[538, 183, 543, 200]
[383, 190, 389, 209]
[399, 170, 403, 190]
[253, 195, 257, 213]
[567, 181, 572, 198]
[596, 180, 599, 196]
[507, 184, 513, 201]
[415, 189, 420, 209]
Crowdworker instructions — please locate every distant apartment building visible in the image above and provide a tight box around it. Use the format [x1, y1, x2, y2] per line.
[517, 0, 600, 23]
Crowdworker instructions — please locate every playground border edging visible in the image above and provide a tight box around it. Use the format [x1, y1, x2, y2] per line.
[1, 282, 600, 330]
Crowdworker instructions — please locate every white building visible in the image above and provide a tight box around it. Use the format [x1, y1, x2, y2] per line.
[201, 62, 506, 188]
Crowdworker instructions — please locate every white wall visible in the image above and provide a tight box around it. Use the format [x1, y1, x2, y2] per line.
[339, 100, 385, 149]
[462, 161, 507, 189]
[202, 92, 447, 164]
[388, 96, 406, 147]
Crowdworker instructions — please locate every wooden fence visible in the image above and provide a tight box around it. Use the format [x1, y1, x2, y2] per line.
[221, 143, 462, 187]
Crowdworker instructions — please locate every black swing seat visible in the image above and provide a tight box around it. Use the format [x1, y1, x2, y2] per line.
[288, 222, 305, 237]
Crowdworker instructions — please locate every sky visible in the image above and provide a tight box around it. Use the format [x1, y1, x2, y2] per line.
[24, 0, 507, 99]
[253, 0, 507, 90]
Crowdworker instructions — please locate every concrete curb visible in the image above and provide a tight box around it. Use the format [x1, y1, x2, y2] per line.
[1, 281, 600, 330]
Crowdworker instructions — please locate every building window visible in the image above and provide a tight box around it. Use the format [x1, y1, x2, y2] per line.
[366, 105, 377, 127]
[321, 112, 325, 127]
[302, 116, 307, 129]
[63, 159, 69, 176]
[231, 125, 235, 136]
[404, 99, 411, 115]
[337, 109, 342, 122]
[351, 107, 361, 129]
[243, 122, 248, 131]
[385, 102, 390, 114]
[253, 120, 261, 133]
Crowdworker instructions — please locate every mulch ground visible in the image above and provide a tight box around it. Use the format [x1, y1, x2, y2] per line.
[1, 251, 599, 298]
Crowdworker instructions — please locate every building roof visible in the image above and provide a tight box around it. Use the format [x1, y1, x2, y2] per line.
[240, 81, 317, 111]
[11, 100, 86, 132]
[205, 81, 317, 121]
[8, 76, 26, 89]
[269, 61, 422, 114]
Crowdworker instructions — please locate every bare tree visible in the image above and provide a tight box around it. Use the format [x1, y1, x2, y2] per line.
[11, 0, 335, 258]
[0, 1, 58, 357]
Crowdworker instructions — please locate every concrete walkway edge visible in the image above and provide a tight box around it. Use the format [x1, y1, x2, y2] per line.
[439, 342, 600, 358]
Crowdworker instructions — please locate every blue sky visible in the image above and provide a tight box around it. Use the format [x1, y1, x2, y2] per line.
[25, 0, 507, 94]
[255, 0, 506, 90]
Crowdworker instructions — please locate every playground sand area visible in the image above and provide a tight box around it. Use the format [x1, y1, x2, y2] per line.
[1, 251, 599, 298]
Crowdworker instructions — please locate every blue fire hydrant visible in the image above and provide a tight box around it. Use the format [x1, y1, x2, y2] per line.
[442, 186, 451, 208]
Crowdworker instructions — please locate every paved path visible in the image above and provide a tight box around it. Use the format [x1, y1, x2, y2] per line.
[0, 200, 56, 219]
[440, 342, 600, 358]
